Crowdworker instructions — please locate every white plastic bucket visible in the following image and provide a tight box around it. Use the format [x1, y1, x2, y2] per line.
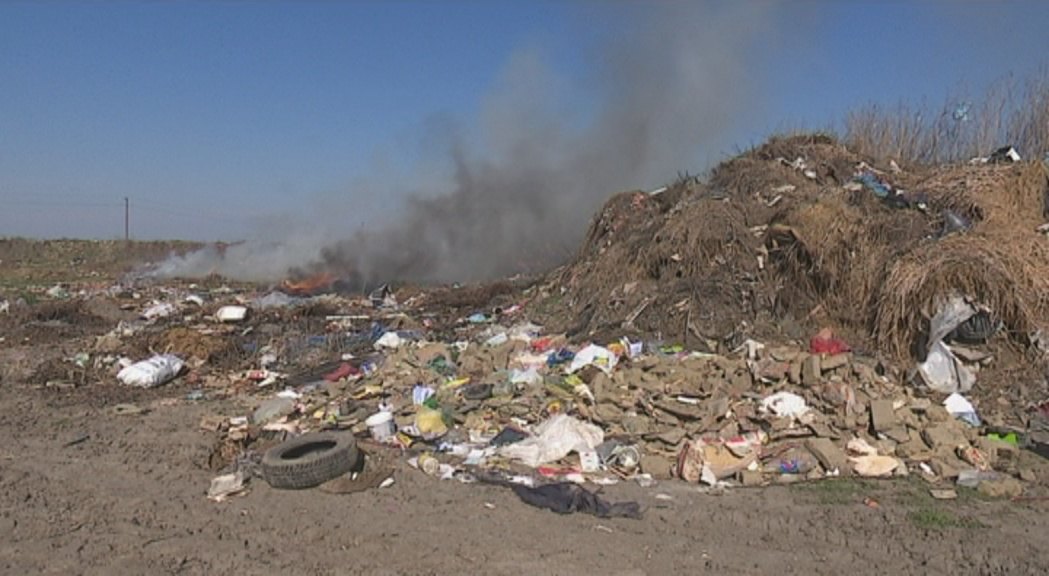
[365, 411, 395, 442]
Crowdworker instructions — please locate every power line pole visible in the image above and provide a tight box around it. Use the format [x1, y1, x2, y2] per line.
[124, 197, 129, 241]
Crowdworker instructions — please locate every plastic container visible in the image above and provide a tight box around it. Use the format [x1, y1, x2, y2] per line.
[366, 411, 395, 442]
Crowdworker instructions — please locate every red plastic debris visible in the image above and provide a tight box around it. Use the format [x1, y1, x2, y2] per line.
[324, 362, 359, 382]
[810, 328, 850, 355]
[531, 337, 554, 353]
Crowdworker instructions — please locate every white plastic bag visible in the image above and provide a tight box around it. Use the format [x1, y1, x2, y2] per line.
[117, 354, 185, 388]
[509, 367, 543, 386]
[567, 344, 618, 375]
[141, 302, 176, 321]
[215, 305, 248, 322]
[760, 391, 810, 419]
[498, 414, 605, 468]
[918, 340, 975, 394]
[374, 331, 404, 350]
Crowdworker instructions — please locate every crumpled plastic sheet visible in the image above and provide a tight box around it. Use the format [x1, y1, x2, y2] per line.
[918, 341, 976, 394]
[498, 414, 604, 468]
[918, 296, 979, 394]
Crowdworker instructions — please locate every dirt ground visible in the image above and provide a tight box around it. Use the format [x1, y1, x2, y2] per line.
[1, 380, 1047, 576]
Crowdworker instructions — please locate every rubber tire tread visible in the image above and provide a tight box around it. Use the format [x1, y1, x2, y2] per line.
[261, 432, 358, 490]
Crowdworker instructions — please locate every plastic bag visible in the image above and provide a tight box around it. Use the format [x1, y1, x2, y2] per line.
[216, 305, 248, 322]
[918, 340, 975, 394]
[928, 297, 976, 346]
[760, 391, 810, 419]
[918, 297, 979, 394]
[567, 344, 618, 375]
[141, 302, 176, 321]
[498, 414, 604, 468]
[117, 354, 184, 388]
[374, 331, 404, 349]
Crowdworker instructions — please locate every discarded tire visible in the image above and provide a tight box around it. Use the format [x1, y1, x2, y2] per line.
[261, 432, 359, 490]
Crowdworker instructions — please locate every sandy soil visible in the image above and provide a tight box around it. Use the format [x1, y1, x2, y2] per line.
[3, 381, 1048, 576]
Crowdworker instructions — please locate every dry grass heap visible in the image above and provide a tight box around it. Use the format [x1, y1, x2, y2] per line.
[555, 133, 1049, 368]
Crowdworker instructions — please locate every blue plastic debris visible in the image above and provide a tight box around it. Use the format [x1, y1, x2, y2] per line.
[546, 348, 575, 367]
[855, 171, 891, 199]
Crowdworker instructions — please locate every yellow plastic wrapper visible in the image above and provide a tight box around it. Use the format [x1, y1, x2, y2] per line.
[415, 407, 448, 436]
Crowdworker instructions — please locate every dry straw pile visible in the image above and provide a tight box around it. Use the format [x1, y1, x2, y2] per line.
[558, 134, 1049, 365]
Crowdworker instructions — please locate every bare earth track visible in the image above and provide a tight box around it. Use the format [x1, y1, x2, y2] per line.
[3, 383, 1049, 575]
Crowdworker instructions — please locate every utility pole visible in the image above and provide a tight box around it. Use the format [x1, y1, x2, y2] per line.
[124, 197, 129, 241]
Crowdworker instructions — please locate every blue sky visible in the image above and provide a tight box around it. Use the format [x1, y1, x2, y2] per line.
[2, 0, 1049, 241]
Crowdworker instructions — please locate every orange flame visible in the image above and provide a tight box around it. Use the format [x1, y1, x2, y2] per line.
[281, 271, 336, 296]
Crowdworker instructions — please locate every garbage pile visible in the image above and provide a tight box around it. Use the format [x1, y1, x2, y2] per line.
[5, 133, 1049, 514]
[548, 133, 1049, 429]
[15, 277, 1037, 511]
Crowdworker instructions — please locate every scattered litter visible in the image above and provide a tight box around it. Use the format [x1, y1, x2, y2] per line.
[255, 291, 297, 308]
[252, 397, 296, 424]
[989, 145, 1022, 164]
[508, 482, 641, 519]
[677, 432, 765, 482]
[412, 384, 436, 405]
[944, 393, 981, 427]
[208, 470, 248, 502]
[369, 284, 396, 308]
[141, 302, 176, 320]
[484, 331, 509, 347]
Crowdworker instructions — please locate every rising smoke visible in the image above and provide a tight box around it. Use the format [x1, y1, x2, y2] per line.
[154, 2, 781, 286]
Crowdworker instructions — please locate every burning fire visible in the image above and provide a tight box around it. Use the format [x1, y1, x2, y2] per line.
[281, 271, 337, 296]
